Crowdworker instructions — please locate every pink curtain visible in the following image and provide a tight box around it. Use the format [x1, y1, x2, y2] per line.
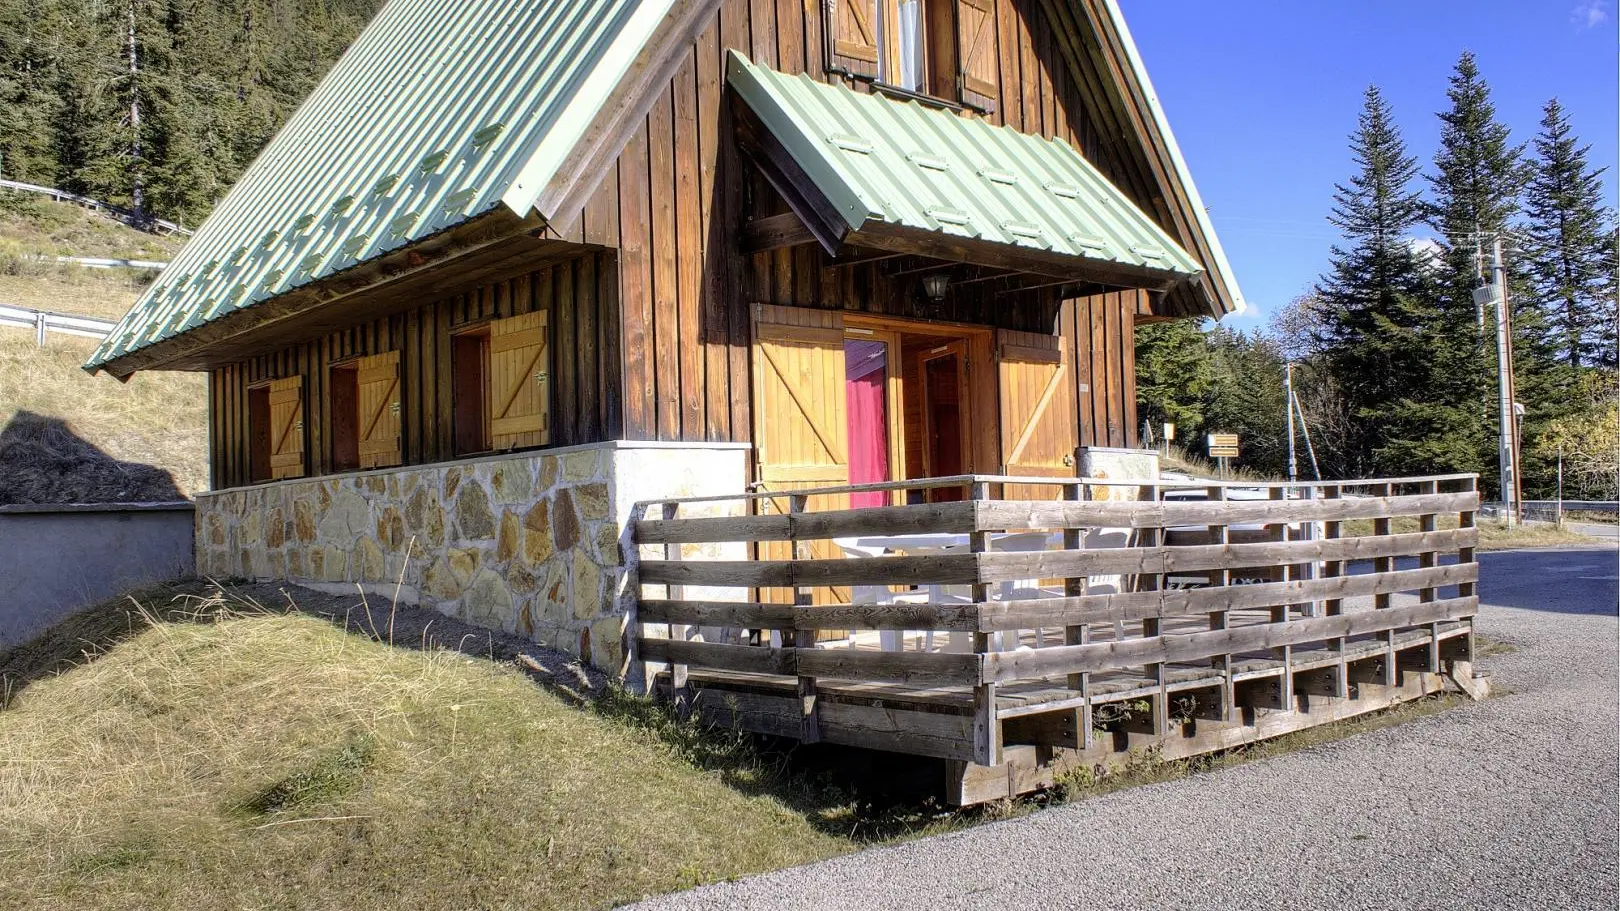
[846, 369, 889, 508]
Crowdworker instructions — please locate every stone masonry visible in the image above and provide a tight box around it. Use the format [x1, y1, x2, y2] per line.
[195, 441, 748, 676]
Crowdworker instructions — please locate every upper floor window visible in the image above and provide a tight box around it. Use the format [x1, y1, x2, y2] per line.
[827, 0, 998, 112]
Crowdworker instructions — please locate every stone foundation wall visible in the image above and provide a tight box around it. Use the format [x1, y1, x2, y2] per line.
[195, 441, 748, 676]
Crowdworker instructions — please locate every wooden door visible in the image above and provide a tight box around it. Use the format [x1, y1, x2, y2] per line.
[751, 304, 851, 612]
[489, 311, 550, 451]
[267, 375, 306, 480]
[997, 329, 1078, 500]
[918, 340, 972, 502]
[356, 350, 402, 469]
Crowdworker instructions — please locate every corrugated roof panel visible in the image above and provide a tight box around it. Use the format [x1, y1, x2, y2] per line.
[726, 52, 1203, 279]
[87, 0, 675, 371]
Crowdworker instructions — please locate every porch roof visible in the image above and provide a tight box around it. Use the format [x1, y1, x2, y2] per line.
[726, 51, 1204, 290]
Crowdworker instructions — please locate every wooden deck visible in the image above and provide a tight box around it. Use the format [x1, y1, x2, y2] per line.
[631, 473, 1484, 805]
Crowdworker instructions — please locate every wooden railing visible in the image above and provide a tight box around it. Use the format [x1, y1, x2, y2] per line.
[632, 473, 1480, 768]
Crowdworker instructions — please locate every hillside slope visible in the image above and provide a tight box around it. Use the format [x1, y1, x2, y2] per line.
[0, 584, 845, 911]
[0, 196, 205, 498]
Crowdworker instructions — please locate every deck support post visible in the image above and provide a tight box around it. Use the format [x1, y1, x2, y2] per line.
[1372, 483, 1398, 687]
[661, 501, 691, 714]
[1320, 483, 1350, 698]
[1062, 480, 1091, 748]
[1206, 485, 1235, 721]
[969, 481, 999, 767]
[1270, 486, 1295, 710]
[789, 493, 820, 744]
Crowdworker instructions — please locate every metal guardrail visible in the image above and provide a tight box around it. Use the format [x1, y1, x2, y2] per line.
[0, 303, 118, 345]
[51, 255, 169, 270]
[0, 178, 193, 236]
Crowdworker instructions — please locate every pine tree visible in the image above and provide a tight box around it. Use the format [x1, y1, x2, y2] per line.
[1135, 319, 1212, 436]
[1521, 97, 1617, 371]
[1421, 51, 1529, 489]
[1313, 85, 1438, 476]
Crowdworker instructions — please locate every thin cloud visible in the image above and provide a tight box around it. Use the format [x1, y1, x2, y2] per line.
[1571, 0, 1608, 28]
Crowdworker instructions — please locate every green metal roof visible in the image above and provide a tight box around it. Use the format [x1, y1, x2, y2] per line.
[726, 51, 1203, 281]
[87, 0, 675, 371]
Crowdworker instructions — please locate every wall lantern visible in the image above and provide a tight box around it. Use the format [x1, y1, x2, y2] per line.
[921, 272, 949, 302]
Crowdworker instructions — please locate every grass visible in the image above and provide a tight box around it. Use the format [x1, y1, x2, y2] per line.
[0, 269, 153, 321]
[0, 333, 207, 496]
[0, 588, 848, 911]
[0, 193, 183, 263]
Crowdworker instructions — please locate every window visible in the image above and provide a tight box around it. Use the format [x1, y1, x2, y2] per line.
[453, 311, 550, 457]
[329, 351, 402, 471]
[249, 375, 306, 482]
[827, 0, 997, 111]
[452, 328, 491, 456]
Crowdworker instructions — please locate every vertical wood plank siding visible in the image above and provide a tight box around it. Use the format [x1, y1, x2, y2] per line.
[606, 0, 1144, 447]
[208, 251, 615, 490]
[207, 1, 1155, 490]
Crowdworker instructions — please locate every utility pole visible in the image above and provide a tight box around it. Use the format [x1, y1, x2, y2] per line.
[1285, 362, 1298, 482]
[1488, 236, 1522, 524]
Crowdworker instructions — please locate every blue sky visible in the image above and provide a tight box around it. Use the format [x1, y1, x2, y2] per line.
[1120, 0, 1619, 328]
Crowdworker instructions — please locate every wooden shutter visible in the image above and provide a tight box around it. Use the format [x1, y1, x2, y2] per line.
[356, 350, 402, 469]
[488, 311, 550, 451]
[751, 304, 851, 614]
[828, 0, 880, 79]
[268, 375, 306, 480]
[997, 329, 1077, 500]
[956, 0, 997, 112]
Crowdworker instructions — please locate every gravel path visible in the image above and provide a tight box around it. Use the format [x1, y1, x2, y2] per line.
[632, 546, 1619, 911]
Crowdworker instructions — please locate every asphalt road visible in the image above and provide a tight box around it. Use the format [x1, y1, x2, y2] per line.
[633, 545, 1620, 911]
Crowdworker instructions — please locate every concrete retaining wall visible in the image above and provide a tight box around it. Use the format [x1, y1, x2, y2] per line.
[0, 502, 195, 649]
[194, 440, 749, 676]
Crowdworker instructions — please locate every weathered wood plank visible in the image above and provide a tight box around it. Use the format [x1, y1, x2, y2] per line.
[977, 528, 1477, 581]
[975, 491, 1477, 530]
[983, 596, 1478, 684]
[638, 552, 979, 587]
[638, 637, 792, 676]
[795, 649, 982, 687]
[638, 599, 982, 631]
[634, 500, 977, 543]
[978, 561, 1477, 632]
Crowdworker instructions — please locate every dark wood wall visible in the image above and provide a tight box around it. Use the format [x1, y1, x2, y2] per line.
[208, 250, 616, 490]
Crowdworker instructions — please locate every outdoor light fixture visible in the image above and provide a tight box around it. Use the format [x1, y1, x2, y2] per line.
[922, 273, 949, 302]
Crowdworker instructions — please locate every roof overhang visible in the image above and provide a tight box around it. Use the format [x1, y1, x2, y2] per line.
[726, 52, 1203, 297]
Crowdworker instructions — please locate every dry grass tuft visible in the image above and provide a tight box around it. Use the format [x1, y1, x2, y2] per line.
[0, 589, 845, 911]
[0, 334, 206, 497]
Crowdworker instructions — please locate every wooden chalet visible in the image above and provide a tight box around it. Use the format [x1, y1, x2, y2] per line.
[87, 0, 1483, 803]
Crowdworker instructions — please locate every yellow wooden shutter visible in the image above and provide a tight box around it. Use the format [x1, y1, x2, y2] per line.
[488, 311, 550, 451]
[356, 350, 402, 469]
[828, 0, 880, 78]
[751, 304, 851, 615]
[957, 0, 997, 111]
[997, 329, 1077, 500]
[268, 375, 306, 480]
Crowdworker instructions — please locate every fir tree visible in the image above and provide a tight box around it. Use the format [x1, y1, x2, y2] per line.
[1420, 51, 1529, 488]
[1521, 97, 1617, 371]
[1313, 85, 1437, 476]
